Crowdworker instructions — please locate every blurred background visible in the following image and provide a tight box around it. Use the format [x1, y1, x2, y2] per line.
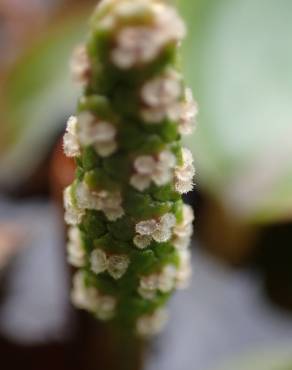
[0, 0, 292, 369]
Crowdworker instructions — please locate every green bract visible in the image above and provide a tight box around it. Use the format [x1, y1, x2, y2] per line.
[63, 0, 197, 337]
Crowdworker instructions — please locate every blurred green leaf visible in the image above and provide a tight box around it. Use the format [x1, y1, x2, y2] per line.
[179, 0, 292, 223]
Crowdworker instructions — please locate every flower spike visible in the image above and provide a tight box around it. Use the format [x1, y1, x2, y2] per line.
[64, 0, 197, 337]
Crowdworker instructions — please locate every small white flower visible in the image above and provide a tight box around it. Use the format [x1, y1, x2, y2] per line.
[130, 174, 152, 192]
[90, 249, 108, 274]
[142, 74, 181, 108]
[77, 112, 117, 158]
[176, 249, 192, 289]
[64, 186, 85, 226]
[141, 71, 182, 123]
[111, 27, 161, 69]
[70, 45, 91, 86]
[97, 295, 117, 321]
[110, 1, 185, 70]
[134, 156, 157, 174]
[136, 308, 168, 337]
[63, 116, 80, 157]
[67, 227, 85, 267]
[138, 273, 159, 300]
[138, 264, 177, 299]
[75, 182, 124, 221]
[158, 265, 177, 293]
[152, 213, 176, 243]
[136, 219, 158, 236]
[178, 88, 198, 135]
[140, 274, 159, 291]
[75, 182, 102, 210]
[71, 271, 99, 312]
[135, 212, 176, 246]
[133, 234, 152, 249]
[138, 286, 156, 300]
[108, 254, 130, 279]
[172, 204, 194, 250]
[102, 192, 125, 221]
[174, 148, 195, 194]
[153, 3, 186, 42]
[130, 150, 176, 191]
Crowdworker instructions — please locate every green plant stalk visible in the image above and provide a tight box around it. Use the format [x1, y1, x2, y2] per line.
[64, 0, 197, 337]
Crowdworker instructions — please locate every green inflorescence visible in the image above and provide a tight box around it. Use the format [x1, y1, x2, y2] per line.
[63, 0, 197, 337]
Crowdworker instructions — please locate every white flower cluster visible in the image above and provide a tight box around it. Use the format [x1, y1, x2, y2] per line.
[63, 112, 118, 159]
[90, 249, 130, 280]
[140, 70, 182, 123]
[64, 182, 124, 224]
[172, 204, 194, 250]
[71, 271, 117, 320]
[136, 308, 168, 337]
[140, 70, 198, 132]
[174, 148, 195, 194]
[67, 227, 85, 267]
[138, 264, 177, 300]
[134, 213, 176, 249]
[102, 0, 186, 69]
[70, 45, 91, 86]
[137, 205, 194, 299]
[130, 150, 176, 191]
